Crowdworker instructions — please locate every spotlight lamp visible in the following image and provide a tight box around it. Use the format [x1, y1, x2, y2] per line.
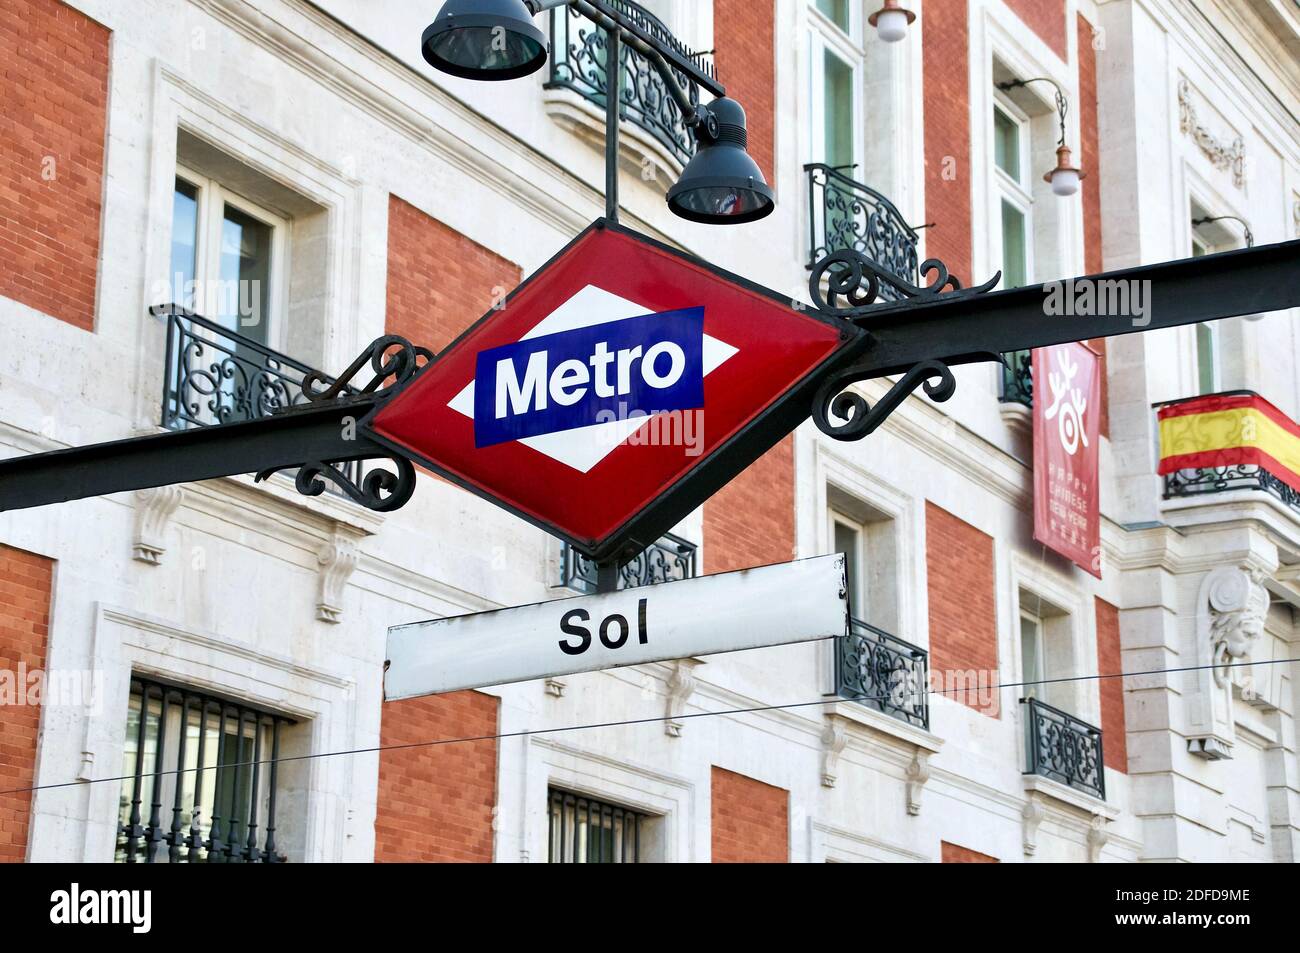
[421, 0, 774, 224]
[867, 0, 916, 43]
[997, 77, 1085, 197]
[420, 0, 549, 81]
[668, 98, 775, 225]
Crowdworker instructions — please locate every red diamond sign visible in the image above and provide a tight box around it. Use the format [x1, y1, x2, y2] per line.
[363, 221, 864, 560]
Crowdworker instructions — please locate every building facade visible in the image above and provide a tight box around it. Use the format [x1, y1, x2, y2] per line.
[0, 0, 1297, 863]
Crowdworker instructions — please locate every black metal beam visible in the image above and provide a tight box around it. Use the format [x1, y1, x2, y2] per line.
[856, 238, 1300, 375]
[0, 398, 381, 512]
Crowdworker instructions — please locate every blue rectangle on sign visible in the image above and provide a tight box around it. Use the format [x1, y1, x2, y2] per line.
[474, 307, 704, 447]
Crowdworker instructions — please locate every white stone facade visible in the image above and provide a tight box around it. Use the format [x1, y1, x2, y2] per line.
[3, 0, 1298, 862]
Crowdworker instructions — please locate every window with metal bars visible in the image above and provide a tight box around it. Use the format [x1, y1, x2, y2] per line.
[116, 676, 294, 863]
[547, 788, 646, 863]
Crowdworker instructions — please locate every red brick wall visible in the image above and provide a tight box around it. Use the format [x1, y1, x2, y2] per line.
[712, 0, 774, 180]
[925, 502, 999, 717]
[374, 690, 499, 862]
[385, 195, 522, 353]
[0, 0, 109, 331]
[1003, 0, 1067, 59]
[711, 766, 788, 863]
[922, 0, 972, 285]
[0, 544, 54, 863]
[703, 437, 794, 574]
[941, 841, 999, 863]
[1094, 597, 1127, 773]
[1078, 14, 1108, 437]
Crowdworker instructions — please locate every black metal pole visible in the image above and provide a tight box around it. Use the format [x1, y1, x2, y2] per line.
[595, 559, 620, 593]
[605, 25, 620, 223]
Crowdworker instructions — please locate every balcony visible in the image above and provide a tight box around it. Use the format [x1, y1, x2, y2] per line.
[560, 533, 697, 592]
[157, 305, 364, 494]
[805, 163, 919, 302]
[835, 619, 929, 731]
[1021, 696, 1105, 800]
[1157, 390, 1300, 520]
[1000, 349, 1033, 407]
[545, 2, 705, 172]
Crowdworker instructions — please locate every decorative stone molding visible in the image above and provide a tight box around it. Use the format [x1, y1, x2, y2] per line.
[132, 485, 184, 565]
[1087, 815, 1109, 863]
[820, 717, 848, 788]
[544, 677, 566, 698]
[315, 528, 362, 624]
[1023, 795, 1047, 857]
[664, 659, 701, 737]
[1188, 564, 1270, 757]
[1208, 566, 1268, 689]
[905, 751, 931, 815]
[1178, 79, 1246, 189]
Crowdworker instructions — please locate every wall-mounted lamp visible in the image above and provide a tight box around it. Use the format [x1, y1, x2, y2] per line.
[997, 77, 1084, 197]
[867, 0, 916, 43]
[1192, 215, 1255, 248]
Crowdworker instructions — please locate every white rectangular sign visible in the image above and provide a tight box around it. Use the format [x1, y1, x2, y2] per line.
[384, 554, 848, 700]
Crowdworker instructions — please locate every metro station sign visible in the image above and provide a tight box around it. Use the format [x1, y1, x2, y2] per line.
[363, 220, 866, 561]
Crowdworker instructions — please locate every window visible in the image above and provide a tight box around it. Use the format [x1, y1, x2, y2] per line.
[807, 1, 862, 169]
[116, 676, 294, 863]
[833, 513, 865, 616]
[548, 789, 646, 863]
[992, 100, 1033, 289]
[1020, 612, 1045, 699]
[1189, 225, 1220, 395]
[170, 167, 285, 349]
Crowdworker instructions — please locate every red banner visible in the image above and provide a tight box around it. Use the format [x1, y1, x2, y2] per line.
[1033, 343, 1101, 577]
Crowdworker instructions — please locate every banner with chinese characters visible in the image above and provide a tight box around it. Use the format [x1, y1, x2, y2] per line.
[1033, 343, 1101, 577]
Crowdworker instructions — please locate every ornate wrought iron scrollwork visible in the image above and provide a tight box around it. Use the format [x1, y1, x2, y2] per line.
[301, 335, 433, 404]
[809, 247, 1001, 320]
[812, 359, 957, 441]
[256, 455, 416, 513]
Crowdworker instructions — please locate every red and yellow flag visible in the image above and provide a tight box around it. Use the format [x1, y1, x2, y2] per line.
[1157, 392, 1300, 489]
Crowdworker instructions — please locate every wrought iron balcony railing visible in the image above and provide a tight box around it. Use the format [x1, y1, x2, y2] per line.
[157, 305, 365, 494]
[1021, 696, 1105, 800]
[805, 163, 920, 302]
[546, 2, 705, 168]
[835, 619, 929, 731]
[1164, 464, 1300, 515]
[560, 533, 697, 592]
[1001, 349, 1033, 407]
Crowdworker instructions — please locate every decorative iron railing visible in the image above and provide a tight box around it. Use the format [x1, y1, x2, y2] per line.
[157, 305, 365, 493]
[117, 676, 293, 863]
[805, 163, 920, 301]
[1021, 696, 1105, 800]
[1164, 464, 1300, 515]
[548, 788, 645, 863]
[835, 618, 929, 730]
[561, 532, 697, 592]
[547, 2, 704, 168]
[1001, 349, 1033, 407]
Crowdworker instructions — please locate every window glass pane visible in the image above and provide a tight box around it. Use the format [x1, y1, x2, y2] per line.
[823, 49, 854, 168]
[1001, 200, 1027, 288]
[1020, 615, 1042, 698]
[834, 520, 862, 615]
[993, 107, 1020, 180]
[1196, 324, 1215, 394]
[218, 203, 272, 343]
[170, 179, 199, 309]
[815, 0, 851, 33]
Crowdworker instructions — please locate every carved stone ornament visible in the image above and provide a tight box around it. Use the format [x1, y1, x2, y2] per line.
[1208, 566, 1268, 689]
[132, 485, 184, 565]
[1178, 79, 1246, 189]
[316, 528, 362, 624]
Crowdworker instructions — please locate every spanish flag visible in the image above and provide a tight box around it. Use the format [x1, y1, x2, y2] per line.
[1157, 391, 1300, 490]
